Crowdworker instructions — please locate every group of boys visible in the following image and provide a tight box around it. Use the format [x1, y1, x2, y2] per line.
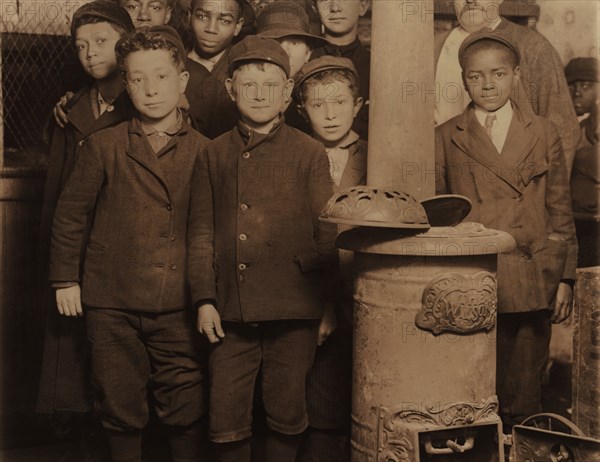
[38, 0, 591, 460]
[39, 1, 371, 462]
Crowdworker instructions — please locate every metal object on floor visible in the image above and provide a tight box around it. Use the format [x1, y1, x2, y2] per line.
[511, 413, 600, 462]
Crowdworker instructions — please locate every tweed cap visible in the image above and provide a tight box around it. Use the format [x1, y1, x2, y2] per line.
[257, 1, 327, 48]
[458, 28, 521, 68]
[145, 25, 186, 64]
[71, 0, 134, 38]
[294, 55, 357, 89]
[228, 35, 291, 77]
[565, 57, 599, 84]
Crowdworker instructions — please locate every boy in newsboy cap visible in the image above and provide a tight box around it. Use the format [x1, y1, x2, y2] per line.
[187, 35, 337, 462]
[294, 55, 366, 461]
[436, 28, 577, 432]
[50, 25, 209, 462]
[37, 0, 135, 425]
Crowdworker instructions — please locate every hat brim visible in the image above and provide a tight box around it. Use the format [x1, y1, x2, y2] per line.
[420, 194, 472, 227]
[258, 27, 328, 48]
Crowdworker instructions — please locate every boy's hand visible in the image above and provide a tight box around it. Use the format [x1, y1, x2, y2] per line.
[317, 303, 337, 346]
[53, 91, 74, 128]
[550, 281, 573, 324]
[197, 303, 225, 343]
[56, 284, 82, 317]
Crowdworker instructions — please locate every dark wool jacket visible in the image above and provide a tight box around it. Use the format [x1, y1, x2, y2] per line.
[187, 119, 338, 322]
[49, 118, 209, 311]
[436, 103, 577, 313]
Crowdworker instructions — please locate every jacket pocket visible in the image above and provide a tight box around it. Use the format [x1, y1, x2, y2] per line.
[520, 159, 549, 186]
[294, 252, 329, 272]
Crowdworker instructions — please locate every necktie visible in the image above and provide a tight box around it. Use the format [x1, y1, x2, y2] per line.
[484, 113, 497, 140]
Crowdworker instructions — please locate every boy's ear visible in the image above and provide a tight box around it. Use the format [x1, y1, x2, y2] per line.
[283, 78, 295, 105]
[353, 96, 364, 117]
[233, 17, 244, 37]
[225, 78, 237, 102]
[164, 6, 172, 24]
[179, 70, 190, 93]
[297, 103, 309, 121]
[359, 0, 371, 16]
[513, 65, 521, 84]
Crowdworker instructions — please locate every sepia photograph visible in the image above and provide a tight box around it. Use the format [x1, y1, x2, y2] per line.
[0, 0, 599, 461]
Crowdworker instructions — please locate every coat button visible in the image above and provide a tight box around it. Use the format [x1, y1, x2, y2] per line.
[170, 264, 177, 270]
[238, 263, 247, 271]
[78, 140, 85, 147]
[242, 152, 250, 159]
[239, 233, 247, 241]
[240, 203, 249, 211]
[516, 196, 523, 202]
[166, 204, 172, 211]
[170, 236, 176, 241]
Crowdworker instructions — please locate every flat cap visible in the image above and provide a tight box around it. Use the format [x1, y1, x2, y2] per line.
[458, 28, 520, 67]
[294, 55, 357, 89]
[145, 25, 186, 64]
[71, 0, 134, 38]
[228, 35, 291, 77]
[565, 57, 599, 84]
[257, 1, 327, 48]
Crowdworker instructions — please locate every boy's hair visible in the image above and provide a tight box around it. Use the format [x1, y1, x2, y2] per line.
[116, 25, 186, 73]
[71, 0, 135, 43]
[189, 0, 255, 25]
[230, 60, 287, 83]
[296, 69, 360, 104]
[460, 39, 519, 71]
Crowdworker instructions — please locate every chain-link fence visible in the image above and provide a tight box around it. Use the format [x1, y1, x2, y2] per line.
[1, 1, 85, 157]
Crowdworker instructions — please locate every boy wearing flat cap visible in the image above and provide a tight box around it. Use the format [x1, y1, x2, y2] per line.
[49, 26, 209, 462]
[256, 0, 329, 132]
[566, 57, 599, 268]
[37, 0, 136, 422]
[187, 35, 337, 462]
[294, 55, 365, 461]
[435, 29, 577, 432]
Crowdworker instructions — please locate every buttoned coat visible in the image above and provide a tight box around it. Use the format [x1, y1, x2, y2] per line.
[37, 87, 134, 414]
[187, 120, 338, 322]
[434, 18, 580, 174]
[49, 118, 209, 311]
[435, 103, 577, 313]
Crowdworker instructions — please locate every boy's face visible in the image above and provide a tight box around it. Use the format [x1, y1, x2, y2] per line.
[278, 37, 311, 79]
[315, 0, 370, 38]
[120, 0, 172, 28]
[225, 63, 294, 132]
[569, 81, 598, 116]
[301, 78, 362, 146]
[454, 0, 504, 33]
[124, 49, 189, 123]
[462, 47, 518, 112]
[190, 0, 243, 57]
[75, 22, 122, 80]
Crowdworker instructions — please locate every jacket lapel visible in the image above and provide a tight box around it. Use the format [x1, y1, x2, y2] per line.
[66, 89, 96, 136]
[125, 120, 172, 200]
[67, 89, 132, 137]
[500, 104, 539, 167]
[451, 106, 523, 192]
[338, 140, 367, 190]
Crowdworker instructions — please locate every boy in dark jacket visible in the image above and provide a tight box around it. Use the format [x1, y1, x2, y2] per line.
[37, 0, 135, 421]
[294, 55, 366, 462]
[49, 26, 209, 462]
[187, 35, 337, 462]
[435, 29, 577, 431]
